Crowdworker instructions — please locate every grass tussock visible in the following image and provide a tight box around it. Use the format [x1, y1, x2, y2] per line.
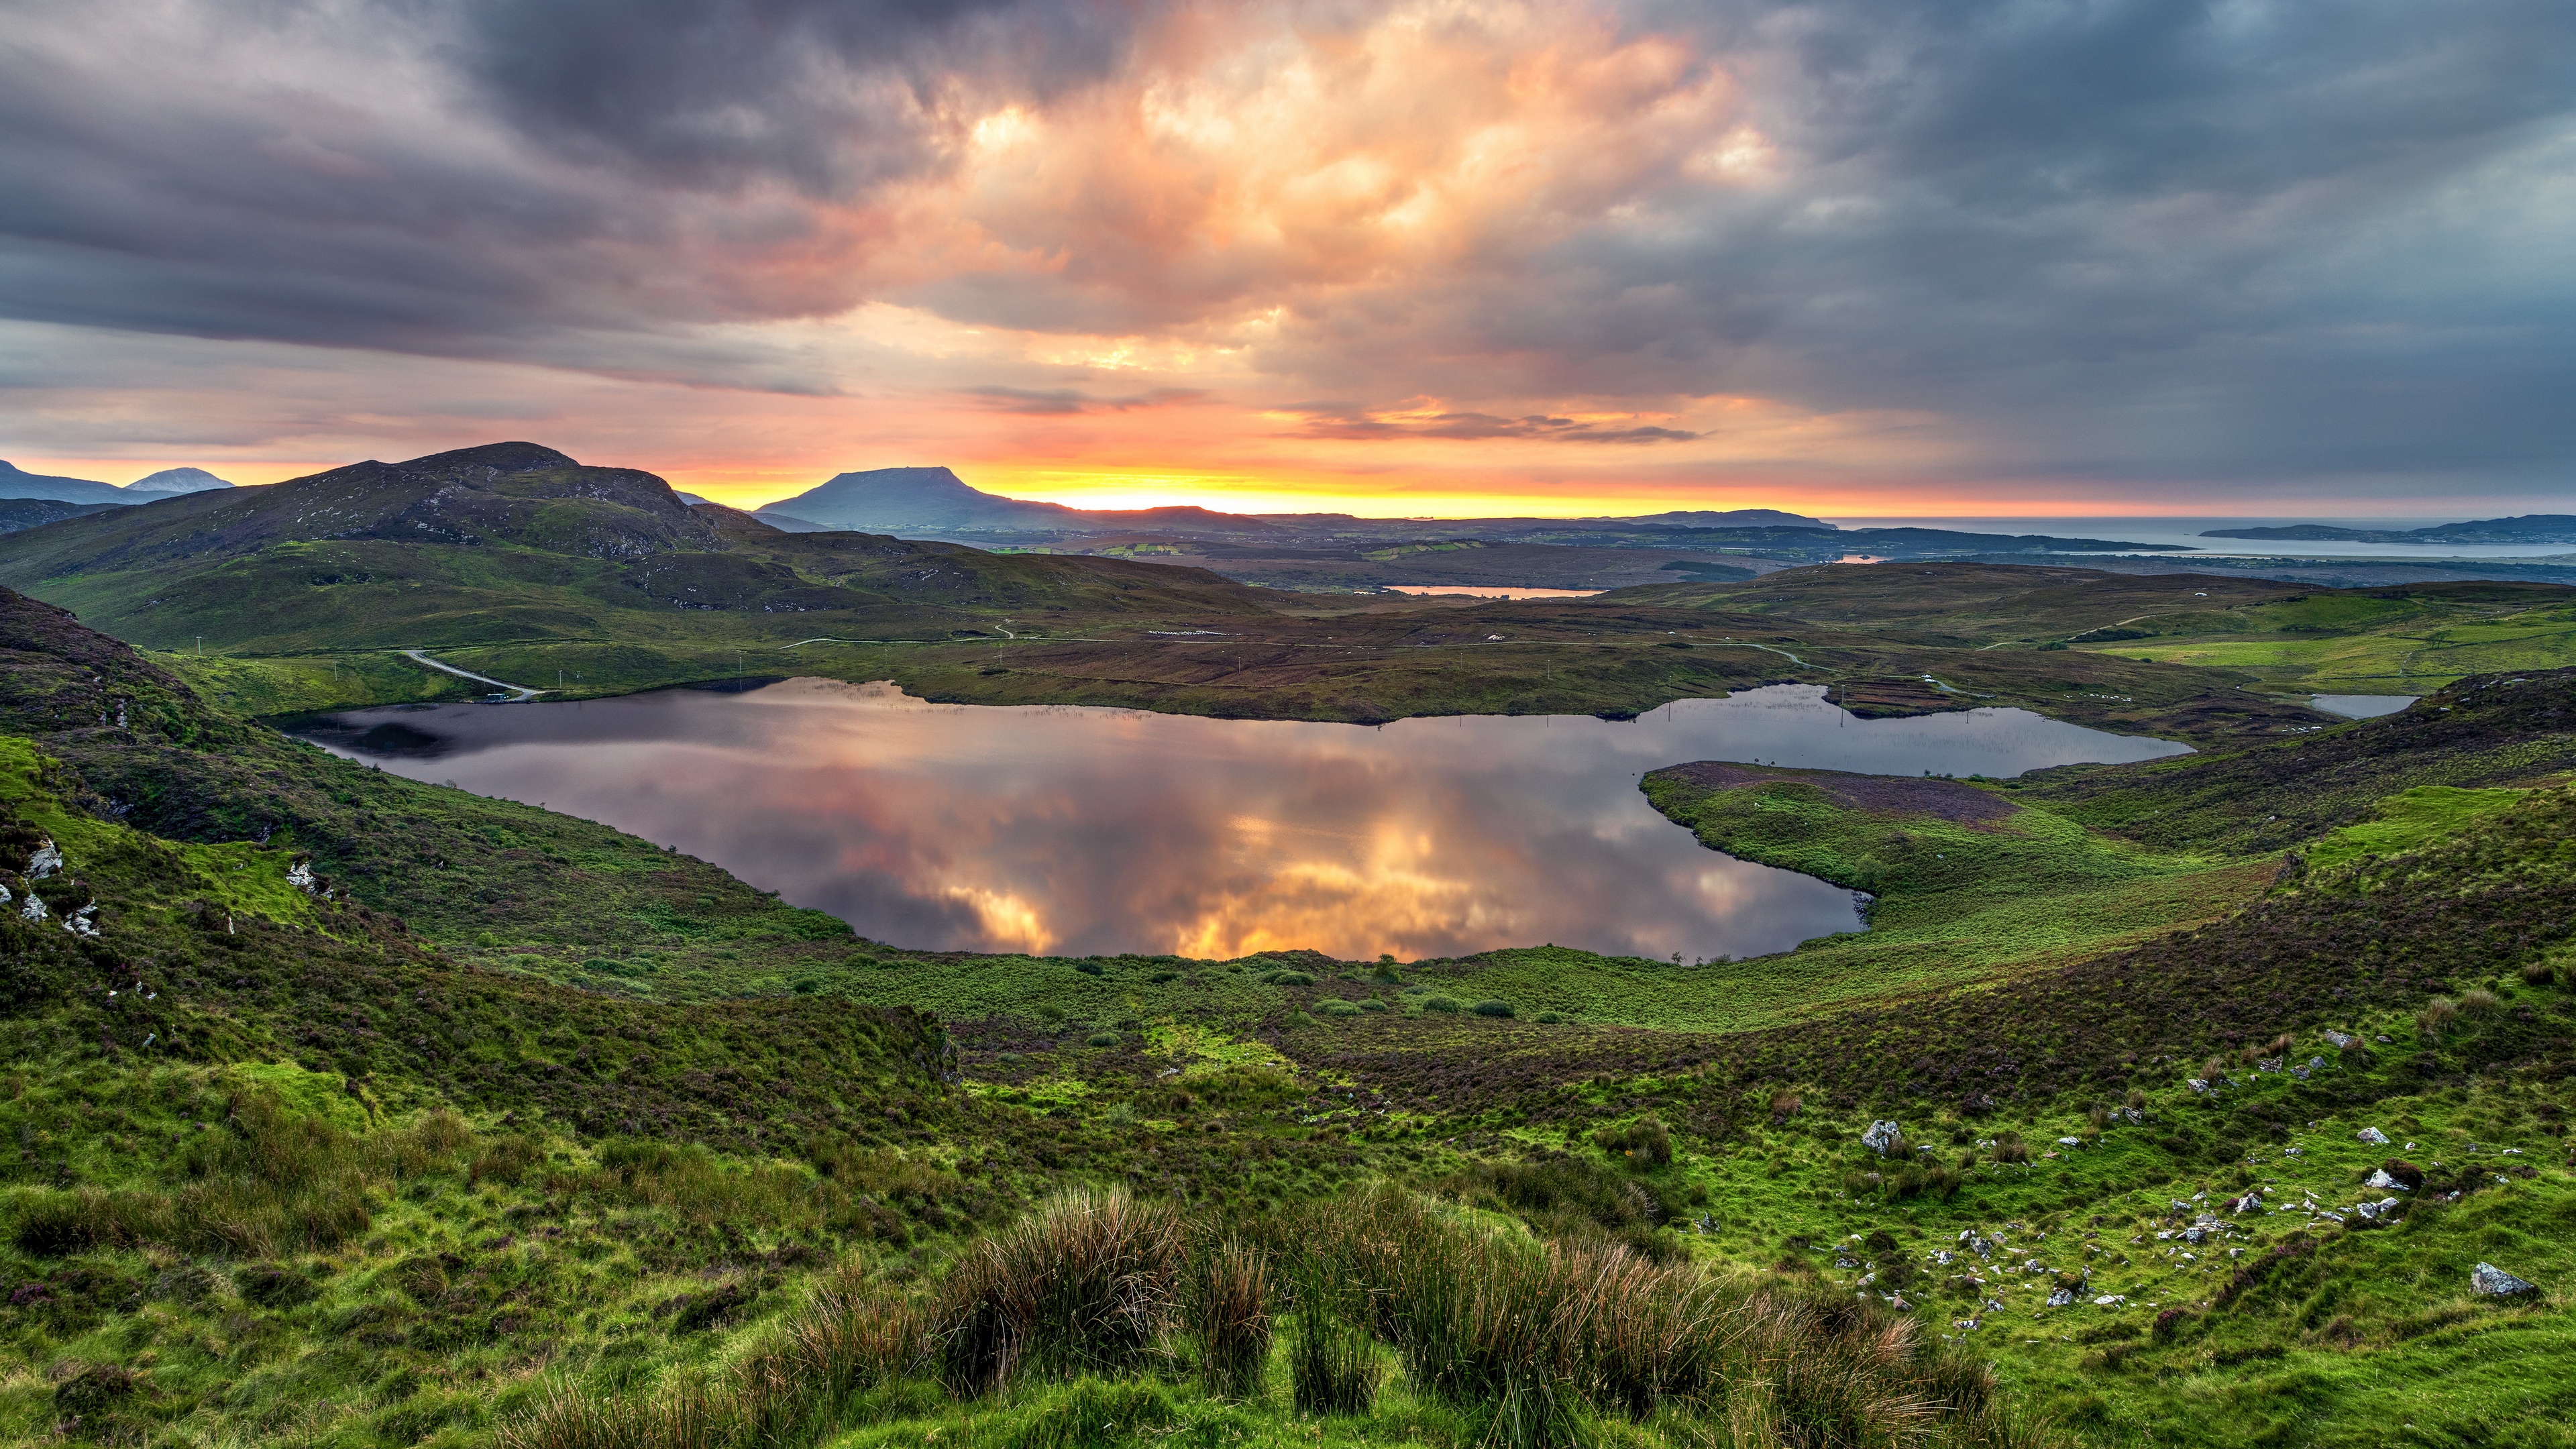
[501, 1186, 2040, 1449]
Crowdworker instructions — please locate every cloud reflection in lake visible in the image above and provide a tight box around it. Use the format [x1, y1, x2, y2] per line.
[299, 682, 2184, 961]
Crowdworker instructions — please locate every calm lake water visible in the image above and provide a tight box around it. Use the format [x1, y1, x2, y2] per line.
[2310, 694, 2417, 719]
[297, 683, 2185, 961]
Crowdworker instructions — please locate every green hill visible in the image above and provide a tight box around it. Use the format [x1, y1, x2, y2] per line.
[0, 581, 2568, 1447]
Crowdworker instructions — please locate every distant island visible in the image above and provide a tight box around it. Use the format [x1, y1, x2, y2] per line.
[2202, 514, 2576, 547]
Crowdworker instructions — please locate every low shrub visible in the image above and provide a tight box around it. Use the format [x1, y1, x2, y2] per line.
[1593, 1118, 1672, 1170]
[1469, 1000, 1514, 1018]
[1311, 1000, 1362, 1017]
[1085, 1032, 1120, 1049]
[1420, 997, 1462, 1014]
[1262, 970, 1316, 986]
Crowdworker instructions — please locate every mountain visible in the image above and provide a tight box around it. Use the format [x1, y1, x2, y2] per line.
[761, 465, 1088, 533]
[123, 465, 235, 494]
[0, 441, 1271, 674]
[755, 467, 2202, 561]
[2202, 515, 2576, 547]
[0, 460, 131, 505]
[0, 498, 121, 535]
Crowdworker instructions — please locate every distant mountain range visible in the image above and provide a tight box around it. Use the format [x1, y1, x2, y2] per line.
[753, 466, 2186, 557]
[0, 459, 237, 504]
[2201, 515, 2576, 547]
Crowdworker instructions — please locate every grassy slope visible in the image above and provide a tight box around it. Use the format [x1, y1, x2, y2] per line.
[0, 580, 2571, 1447]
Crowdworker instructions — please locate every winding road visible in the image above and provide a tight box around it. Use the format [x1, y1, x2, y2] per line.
[401, 649, 546, 702]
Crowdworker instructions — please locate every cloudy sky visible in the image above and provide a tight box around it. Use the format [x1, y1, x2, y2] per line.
[3, 0, 2570, 515]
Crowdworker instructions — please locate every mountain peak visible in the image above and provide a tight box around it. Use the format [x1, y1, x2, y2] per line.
[397, 441, 582, 478]
[125, 466, 235, 494]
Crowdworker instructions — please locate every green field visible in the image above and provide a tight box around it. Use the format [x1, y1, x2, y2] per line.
[1, 470, 2573, 1449]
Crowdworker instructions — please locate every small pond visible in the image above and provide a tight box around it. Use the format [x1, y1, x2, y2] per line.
[295, 683, 2186, 961]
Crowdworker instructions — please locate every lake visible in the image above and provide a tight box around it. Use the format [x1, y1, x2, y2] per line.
[296, 683, 2186, 962]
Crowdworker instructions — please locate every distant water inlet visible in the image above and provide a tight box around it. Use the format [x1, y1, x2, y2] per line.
[297, 684, 2186, 961]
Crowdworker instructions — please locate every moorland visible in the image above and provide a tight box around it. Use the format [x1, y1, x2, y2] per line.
[0, 443, 2567, 1448]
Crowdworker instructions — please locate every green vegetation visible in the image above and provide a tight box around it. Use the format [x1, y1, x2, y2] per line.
[0, 537, 2573, 1448]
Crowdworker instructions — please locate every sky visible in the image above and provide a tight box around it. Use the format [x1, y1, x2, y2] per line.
[2, 0, 2571, 518]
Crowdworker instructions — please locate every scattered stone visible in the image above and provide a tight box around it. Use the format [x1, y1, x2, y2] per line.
[2324, 1030, 2359, 1049]
[2353, 1197, 2403, 1223]
[1862, 1120, 1904, 1156]
[2375, 1034, 2393, 1044]
[2471, 1263, 2538, 1297]
[2228, 1191, 2262, 1214]
[287, 860, 315, 891]
[2094, 1294, 2127, 1307]
[2256, 1056, 2284, 1072]
[2365, 1169, 2410, 1192]
[2186, 1079, 2210, 1094]
[2056, 1136, 2082, 1147]
[19, 894, 46, 923]
[27, 839, 61, 879]
[2047, 1289, 2074, 1307]
[2357, 1127, 2390, 1146]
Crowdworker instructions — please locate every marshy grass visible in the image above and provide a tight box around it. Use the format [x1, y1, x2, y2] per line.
[502, 1185, 2057, 1449]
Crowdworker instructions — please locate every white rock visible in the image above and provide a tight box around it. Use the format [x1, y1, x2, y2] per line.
[19, 895, 46, 923]
[2471, 1263, 2538, 1297]
[27, 840, 61, 879]
[2047, 1289, 2074, 1307]
[2365, 1169, 2408, 1192]
[2057, 1136, 2083, 1147]
[1862, 1120, 1904, 1156]
[2094, 1295, 2127, 1307]
[2186, 1079, 2210, 1094]
[2357, 1127, 2390, 1146]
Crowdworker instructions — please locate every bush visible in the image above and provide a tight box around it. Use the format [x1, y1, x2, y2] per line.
[1420, 996, 1462, 1014]
[1469, 1000, 1514, 1018]
[2460, 987, 2501, 1014]
[1358, 1000, 1389, 1013]
[1312, 999, 1362, 1017]
[1085, 1032, 1120, 1049]
[1262, 970, 1316, 986]
[2522, 959, 2557, 985]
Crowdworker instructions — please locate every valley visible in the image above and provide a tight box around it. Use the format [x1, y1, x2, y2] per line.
[0, 446, 2567, 1449]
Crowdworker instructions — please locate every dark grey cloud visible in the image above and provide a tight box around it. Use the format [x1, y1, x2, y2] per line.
[1279, 404, 1698, 444]
[962, 385, 1208, 414]
[0, 0, 2569, 496]
[0, 0, 1153, 352]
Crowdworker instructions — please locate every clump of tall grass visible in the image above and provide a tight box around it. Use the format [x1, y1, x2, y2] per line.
[928, 1191, 1183, 1396]
[1286, 1258, 1379, 1415]
[1185, 1237, 1273, 1400]
[2417, 996, 2459, 1034]
[1990, 1132, 2031, 1165]
[504, 1183, 2065, 1449]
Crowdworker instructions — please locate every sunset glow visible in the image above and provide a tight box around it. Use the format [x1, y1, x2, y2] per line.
[3, 0, 2567, 515]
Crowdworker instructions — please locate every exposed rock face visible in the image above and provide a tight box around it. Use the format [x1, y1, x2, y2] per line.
[1862, 1120, 1904, 1156]
[2471, 1263, 2538, 1297]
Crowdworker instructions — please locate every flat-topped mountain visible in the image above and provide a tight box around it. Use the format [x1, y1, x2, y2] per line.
[757, 466, 1836, 543]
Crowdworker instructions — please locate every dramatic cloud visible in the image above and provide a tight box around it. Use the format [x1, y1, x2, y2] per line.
[1, 0, 2569, 511]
